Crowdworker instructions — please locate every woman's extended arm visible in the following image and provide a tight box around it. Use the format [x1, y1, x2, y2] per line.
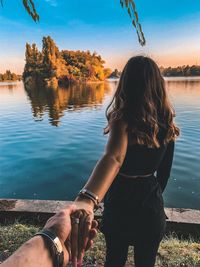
[71, 120, 128, 267]
[76, 119, 128, 204]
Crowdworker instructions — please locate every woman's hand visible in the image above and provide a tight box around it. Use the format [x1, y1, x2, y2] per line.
[71, 199, 96, 267]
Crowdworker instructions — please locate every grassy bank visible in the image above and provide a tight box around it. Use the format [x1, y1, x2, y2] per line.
[0, 223, 199, 266]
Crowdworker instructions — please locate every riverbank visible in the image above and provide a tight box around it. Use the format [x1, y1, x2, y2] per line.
[0, 222, 199, 266]
[1, 199, 200, 237]
[0, 199, 200, 265]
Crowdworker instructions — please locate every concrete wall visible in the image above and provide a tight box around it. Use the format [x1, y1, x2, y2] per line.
[0, 199, 200, 238]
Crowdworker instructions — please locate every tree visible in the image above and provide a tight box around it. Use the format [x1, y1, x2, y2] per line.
[11, 72, 18, 80]
[42, 36, 68, 79]
[23, 42, 42, 78]
[0, 70, 20, 81]
[160, 64, 200, 77]
[42, 36, 58, 77]
[109, 69, 122, 78]
[61, 48, 108, 81]
[23, 36, 111, 84]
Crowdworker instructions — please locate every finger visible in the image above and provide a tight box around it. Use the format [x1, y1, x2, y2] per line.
[77, 210, 93, 265]
[83, 214, 92, 250]
[85, 228, 97, 251]
[65, 236, 72, 262]
[77, 210, 86, 263]
[91, 219, 98, 229]
[89, 228, 98, 239]
[71, 217, 79, 267]
[85, 240, 94, 251]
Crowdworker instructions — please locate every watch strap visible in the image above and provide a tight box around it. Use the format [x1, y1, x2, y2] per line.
[34, 229, 64, 267]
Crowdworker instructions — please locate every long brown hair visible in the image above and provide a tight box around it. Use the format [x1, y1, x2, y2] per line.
[105, 56, 180, 147]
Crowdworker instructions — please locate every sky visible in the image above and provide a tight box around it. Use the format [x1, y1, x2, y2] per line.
[1, 0, 200, 73]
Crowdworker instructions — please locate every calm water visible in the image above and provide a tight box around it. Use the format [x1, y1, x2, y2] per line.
[0, 79, 200, 209]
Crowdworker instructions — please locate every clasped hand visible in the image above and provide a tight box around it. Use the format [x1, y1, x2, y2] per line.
[44, 203, 96, 267]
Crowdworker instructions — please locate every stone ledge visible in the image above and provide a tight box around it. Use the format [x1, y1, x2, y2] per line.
[165, 207, 200, 224]
[0, 199, 199, 237]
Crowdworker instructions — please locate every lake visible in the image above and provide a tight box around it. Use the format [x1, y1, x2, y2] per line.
[0, 78, 200, 209]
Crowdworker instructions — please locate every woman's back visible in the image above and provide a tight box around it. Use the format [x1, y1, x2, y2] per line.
[120, 143, 168, 176]
[115, 123, 172, 178]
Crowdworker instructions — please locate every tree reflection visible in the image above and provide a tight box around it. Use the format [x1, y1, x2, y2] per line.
[24, 82, 111, 126]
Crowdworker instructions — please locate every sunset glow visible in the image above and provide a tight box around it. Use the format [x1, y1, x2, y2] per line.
[1, 0, 200, 73]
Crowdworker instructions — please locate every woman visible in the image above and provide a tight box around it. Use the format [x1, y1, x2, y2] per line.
[73, 56, 180, 267]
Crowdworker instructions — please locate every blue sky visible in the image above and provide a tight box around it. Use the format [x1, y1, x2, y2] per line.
[1, 0, 200, 73]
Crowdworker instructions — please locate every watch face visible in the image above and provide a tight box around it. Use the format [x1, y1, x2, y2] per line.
[54, 237, 63, 253]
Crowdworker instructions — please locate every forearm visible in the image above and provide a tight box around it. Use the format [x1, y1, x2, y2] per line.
[76, 120, 128, 206]
[79, 154, 121, 201]
[1, 236, 53, 267]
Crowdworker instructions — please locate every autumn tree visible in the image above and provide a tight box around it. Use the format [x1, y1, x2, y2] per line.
[23, 43, 42, 79]
[0, 70, 20, 81]
[42, 36, 68, 80]
[23, 36, 112, 85]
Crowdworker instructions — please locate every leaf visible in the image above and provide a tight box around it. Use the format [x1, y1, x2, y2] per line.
[128, 7, 131, 18]
[121, 0, 146, 46]
[138, 24, 146, 45]
[129, 0, 135, 9]
[1, 0, 146, 46]
[22, 0, 39, 22]
[132, 20, 136, 28]
[134, 11, 138, 22]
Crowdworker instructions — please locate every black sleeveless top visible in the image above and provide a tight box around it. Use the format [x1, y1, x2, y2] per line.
[120, 141, 175, 192]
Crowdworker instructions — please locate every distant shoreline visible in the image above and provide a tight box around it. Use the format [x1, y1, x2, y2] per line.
[2, 76, 200, 86]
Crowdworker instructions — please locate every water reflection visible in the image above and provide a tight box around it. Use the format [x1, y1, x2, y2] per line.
[0, 79, 200, 207]
[25, 82, 111, 126]
[166, 78, 200, 92]
[0, 82, 19, 94]
[165, 79, 200, 106]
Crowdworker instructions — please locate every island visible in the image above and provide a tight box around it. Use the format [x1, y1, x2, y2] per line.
[109, 69, 122, 79]
[0, 70, 21, 82]
[23, 36, 112, 89]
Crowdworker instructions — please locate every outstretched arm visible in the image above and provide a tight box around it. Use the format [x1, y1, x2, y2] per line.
[1, 207, 75, 267]
[157, 141, 175, 192]
[76, 119, 128, 204]
[1, 206, 97, 267]
[1, 236, 54, 267]
[71, 120, 128, 267]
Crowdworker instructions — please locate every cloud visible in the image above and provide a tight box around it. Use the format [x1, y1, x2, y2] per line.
[45, 0, 57, 7]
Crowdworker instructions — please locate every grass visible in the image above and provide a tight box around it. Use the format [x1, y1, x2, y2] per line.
[0, 223, 200, 266]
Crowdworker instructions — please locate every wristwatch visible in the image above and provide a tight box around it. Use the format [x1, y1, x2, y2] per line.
[34, 229, 64, 267]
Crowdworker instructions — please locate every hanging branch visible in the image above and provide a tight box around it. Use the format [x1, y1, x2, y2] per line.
[120, 0, 146, 46]
[22, 0, 39, 22]
[0, 0, 145, 45]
